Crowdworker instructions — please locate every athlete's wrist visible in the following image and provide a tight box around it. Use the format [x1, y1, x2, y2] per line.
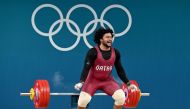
[80, 80, 84, 84]
[126, 82, 131, 87]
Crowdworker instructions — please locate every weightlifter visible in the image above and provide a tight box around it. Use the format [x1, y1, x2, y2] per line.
[74, 28, 137, 109]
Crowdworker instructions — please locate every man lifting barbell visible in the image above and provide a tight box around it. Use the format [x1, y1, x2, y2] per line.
[74, 28, 137, 109]
[20, 28, 150, 109]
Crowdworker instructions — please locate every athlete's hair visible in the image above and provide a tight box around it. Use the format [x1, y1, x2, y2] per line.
[94, 27, 114, 44]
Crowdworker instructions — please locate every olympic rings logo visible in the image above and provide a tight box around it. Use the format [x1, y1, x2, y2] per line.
[31, 4, 132, 51]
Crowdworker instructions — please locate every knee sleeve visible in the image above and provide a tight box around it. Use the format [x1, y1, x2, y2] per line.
[112, 89, 126, 105]
[78, 91, 92, 107]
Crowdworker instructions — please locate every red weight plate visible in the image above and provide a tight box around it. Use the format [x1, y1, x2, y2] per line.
[129, 89, 135, 108]
[38, 80, 45, 108]
[134, 89, 141, 107]
[131, 80, 141, 107]
[121, 83, 128, 108]
[130, 80, 139, 108]
[121, 80, 142, 108]
[132, 90, 137, 108]
[43, 80, 50, 108]
[41, 80, 47, 108]
[46, 80, 50, 107]
[131, 80, 141, 108]
[34, 80, 45, 108]
[121, 82, 132, 108]
[33, 80, 42, 108]
[122, 80, 140, 108]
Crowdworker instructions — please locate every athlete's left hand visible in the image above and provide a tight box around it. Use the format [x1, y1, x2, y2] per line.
[128, 84, 138, 92]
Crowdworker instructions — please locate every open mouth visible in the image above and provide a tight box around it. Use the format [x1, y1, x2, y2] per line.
[107, 41, 112, 45]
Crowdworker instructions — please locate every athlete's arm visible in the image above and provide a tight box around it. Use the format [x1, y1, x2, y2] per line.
[114, 49, 131, 86]
[80, 48, 97, 82]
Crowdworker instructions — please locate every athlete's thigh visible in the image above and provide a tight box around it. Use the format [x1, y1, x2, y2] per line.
[82, 81, 98, 96]
[101, 79, 120, 96]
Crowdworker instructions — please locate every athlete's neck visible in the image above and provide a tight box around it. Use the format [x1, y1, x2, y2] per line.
[99, 44, 111, 51]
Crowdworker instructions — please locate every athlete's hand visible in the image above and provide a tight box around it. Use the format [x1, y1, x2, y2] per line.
[74, 82, 84, 91]
[128, 84, 138, 92]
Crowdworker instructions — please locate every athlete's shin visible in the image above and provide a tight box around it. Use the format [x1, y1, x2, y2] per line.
[77, 106, 86, 109]
[113, 105, 123, 109]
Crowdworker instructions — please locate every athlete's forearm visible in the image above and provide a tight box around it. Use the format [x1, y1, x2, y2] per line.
[115, 62, 130, 86]
[115, 49, 130, 86]
[80, 62, 91, 82]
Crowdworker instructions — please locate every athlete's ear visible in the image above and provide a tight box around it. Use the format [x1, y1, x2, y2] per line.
[100, 38, 103, 43]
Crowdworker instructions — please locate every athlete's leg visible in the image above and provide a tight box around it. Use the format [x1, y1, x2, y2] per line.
[78, 107, 85, 109]
[101, 78, 125, 109]
[112, 89, 125, 109]
[113, 105, 123, 109]
[77, 91, 92, 109]
[77, 78, 98, 109]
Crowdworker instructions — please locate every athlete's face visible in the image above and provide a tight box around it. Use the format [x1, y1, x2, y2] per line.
[100, 33, 113, 48]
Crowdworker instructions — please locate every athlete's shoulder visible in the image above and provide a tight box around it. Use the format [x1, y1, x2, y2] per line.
[113, 47, 120, 53]
[86, 47, 97, 58]
[113, 47, 121, 57]
[88, 47, 97, 54]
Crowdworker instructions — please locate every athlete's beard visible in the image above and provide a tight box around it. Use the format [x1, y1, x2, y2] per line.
[102, 41, 112, 48]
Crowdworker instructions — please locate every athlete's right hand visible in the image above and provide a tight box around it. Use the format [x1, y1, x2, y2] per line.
[74, 82, 84, 91]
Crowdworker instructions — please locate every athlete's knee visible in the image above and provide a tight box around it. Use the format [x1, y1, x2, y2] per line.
[112, 89, 126, 105]
[78, 91, 92, 107]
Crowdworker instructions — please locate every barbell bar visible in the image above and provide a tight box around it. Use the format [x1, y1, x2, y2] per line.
[20, 80, 150, 108]
[20, 92, 150, 96]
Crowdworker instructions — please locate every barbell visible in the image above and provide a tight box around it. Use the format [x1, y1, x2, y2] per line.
[20, 80, 150, 108]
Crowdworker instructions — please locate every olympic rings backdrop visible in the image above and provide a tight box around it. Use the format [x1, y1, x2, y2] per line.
[0, 0, 190, 109]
